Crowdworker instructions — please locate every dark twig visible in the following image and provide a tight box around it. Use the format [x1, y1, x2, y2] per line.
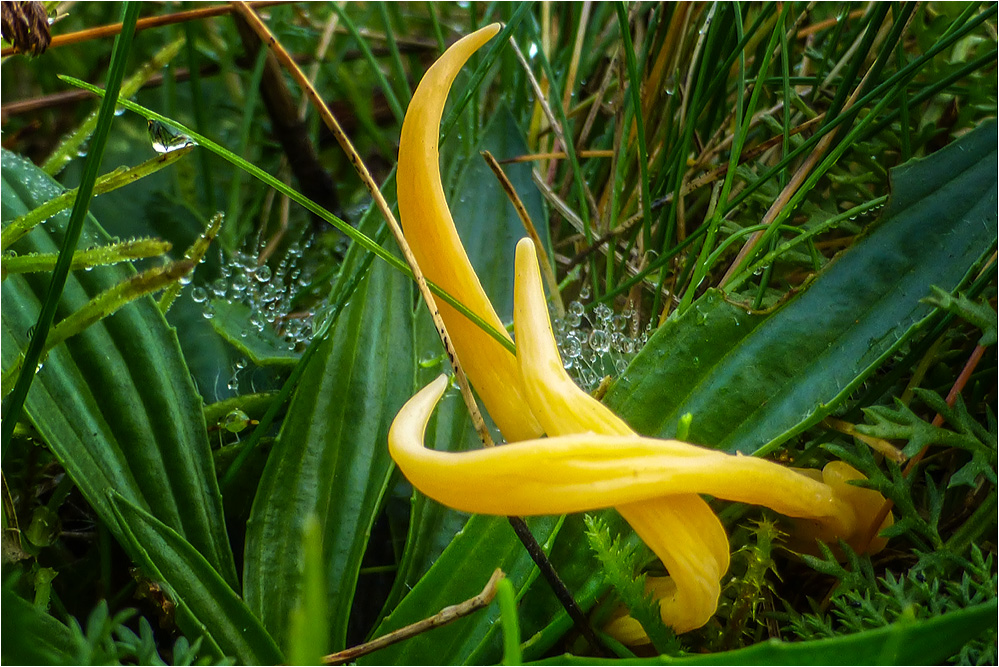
[507, 516, 608, 657]
[232, 10, 340, 226]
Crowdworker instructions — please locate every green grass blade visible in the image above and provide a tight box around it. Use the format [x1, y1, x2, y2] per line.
[606, 122, 997, 454]
[332, 3, 404, 125]
[2, 147, 192, 252]
[41, 36, 185, 177]
[615, 4, 652, 250]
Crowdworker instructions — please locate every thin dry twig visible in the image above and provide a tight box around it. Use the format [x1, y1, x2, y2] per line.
[499, 149, 614, 164]
[481, 150, 564, 316]
[509, 35, 600, 224]
[297, 6, 340, 120]
[796, 8, 867, 39]
[321, 569, 505, 665]
[823, 417, 907, 464]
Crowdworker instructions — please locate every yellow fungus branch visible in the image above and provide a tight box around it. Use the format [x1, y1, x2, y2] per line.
[398, 23, 543, 443]
[390, 24, 894, 644]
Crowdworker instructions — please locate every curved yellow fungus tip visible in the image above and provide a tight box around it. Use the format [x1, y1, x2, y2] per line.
[398, 23, 542, 443]
[392, 27, 894, 643]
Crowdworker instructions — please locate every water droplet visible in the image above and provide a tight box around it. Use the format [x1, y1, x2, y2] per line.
[191, 286, 207, 303]
[588, 329, 610, 353]
[148, 119, 195, 154]
[255, 265, 272, 282]
[564, 336, 582, 358]
[594, 303, 613, 323]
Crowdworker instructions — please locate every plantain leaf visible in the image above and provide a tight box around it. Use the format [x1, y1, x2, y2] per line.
[109, 492, 283, 665]
[0, 149, 237, 587]
[527, 599, 998, 666]
[242, 204, 415, 652]
[606, 120, 998, 455]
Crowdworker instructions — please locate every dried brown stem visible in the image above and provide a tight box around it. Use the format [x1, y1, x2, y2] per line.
[857, 344, 988, 553]
[481, 150, 564, 316]
[232, 10, 339, 225]
[797, 9, 867, 39]
[321, 569, 505, 665]
[499, 149, 614, 164]
[823, 417, 906, 464]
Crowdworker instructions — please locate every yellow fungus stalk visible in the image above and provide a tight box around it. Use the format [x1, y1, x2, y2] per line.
[392, 25, 893, 642]
[398, 23, 542, 443]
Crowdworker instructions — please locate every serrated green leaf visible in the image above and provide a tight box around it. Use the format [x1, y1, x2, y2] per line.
[921, 284, 997, 346]
[527, 599, 997, 666]
[242, 235, 415, 651]
[606, 120, 997, 454]
[109, 492, 283, 665]
[518, 511, 637, 661]
[583, 515, 677, 655]
[0, 149, 237, 588]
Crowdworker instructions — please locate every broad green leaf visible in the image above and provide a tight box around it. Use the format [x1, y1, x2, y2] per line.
[528, 599, 998, 666]
[606, 120, 998, 454]
[243, 229, 415, 652]
[109, 492, 283, 665]
[0, 149, 237, 587]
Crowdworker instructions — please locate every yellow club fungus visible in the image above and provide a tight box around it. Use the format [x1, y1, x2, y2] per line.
[393, 22, 893, 642]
